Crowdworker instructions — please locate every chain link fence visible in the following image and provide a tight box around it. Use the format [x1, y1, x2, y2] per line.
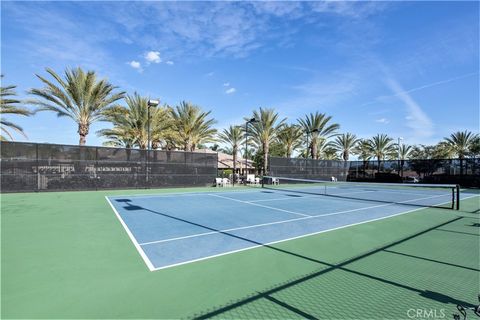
[1, 141, 218, 192]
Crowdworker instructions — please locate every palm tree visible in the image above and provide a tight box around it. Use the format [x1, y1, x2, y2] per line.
[170, 101, 217, 151]
[276, 124, 303, 158]
[333, 133, 359, 161]
[444, 130, 479, 175]
[369, 134, 395, 173]
[469, 136, 480, 158]
[150, 106, 172, 150]
[398, 144, 412, 177]
[218, 125, 244, 180]
[353, 139, 374, 177]
[29, 67, 125, 145]
[248, 108, 285, 174]
[100, 93, 170, 150]
[1, 76, 31, 140]
[323, 147, 341, 160]
[298, 112, 339, 159]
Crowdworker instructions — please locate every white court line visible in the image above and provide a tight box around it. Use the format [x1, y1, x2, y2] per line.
[105, 196, 155, 271]
[110, 190, 479, 271]
[108, 188, 267, 199]
[247, 195, 320, 203]
[208, 193, 311, 217]
[147, 196, 466, 271]
[139, 192, 453, 246]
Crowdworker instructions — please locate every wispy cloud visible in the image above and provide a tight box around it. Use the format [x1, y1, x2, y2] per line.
[225, 87, 236, 94]
[385, 77, 434, 138]
[102, 2, 389, 59]
[223, 82, 230, 87]
[165, 60, 174, 65]
[375, 118, 390, 124]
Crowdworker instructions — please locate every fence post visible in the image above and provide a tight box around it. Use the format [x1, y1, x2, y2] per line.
[36, 143, 39, 192]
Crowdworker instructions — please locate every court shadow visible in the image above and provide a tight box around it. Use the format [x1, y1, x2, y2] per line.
[420, 291, 477, 308]
[123, 205, 143, 211]
[116, 201, 470, 319]
[435, 228, 479, 237]
[192, 216, 474, 318]
[383, 249, 479, 272]
[115, 199, 132, 203]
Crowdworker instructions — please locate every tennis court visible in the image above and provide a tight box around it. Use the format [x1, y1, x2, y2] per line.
[106, 179, 471, 271]
[2, 183, 479, 319]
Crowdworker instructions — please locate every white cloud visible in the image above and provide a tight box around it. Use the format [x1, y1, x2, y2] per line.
[375, 118, 389, 124]
[225, 87, 236, 94]
[128, 60, 141, 69]
[145, 51, 161, 63]
[223, 82, 230, 87]
[165, 60, 174, 65]
[205, 71, 215, 77]
[385, 77, 434, 138]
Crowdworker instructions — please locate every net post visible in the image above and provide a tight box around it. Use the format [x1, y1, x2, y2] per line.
[456, 184, 460, 210]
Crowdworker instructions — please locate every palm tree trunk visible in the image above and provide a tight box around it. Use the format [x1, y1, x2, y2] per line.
[263, 143, 269, 175]
[78, 123, 89, 145]
[185, 140, 191, 152]
[377, 157, 381, 174]
[233, 147, 237, 183]
[311, 140, 317, 159]
[459, 156, 464, 175]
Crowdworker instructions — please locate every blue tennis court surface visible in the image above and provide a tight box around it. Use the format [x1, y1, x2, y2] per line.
[106, 186, 471, 271]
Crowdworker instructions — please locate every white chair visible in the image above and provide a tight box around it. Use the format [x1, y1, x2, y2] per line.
[246, 174, 255, 185]
[215, 177, 223, 187]
[272, 177, 279, 185]
[254, 177, 261, 186]
[222, 178, 232, 187]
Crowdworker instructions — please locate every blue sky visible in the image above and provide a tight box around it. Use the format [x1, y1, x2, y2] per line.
[1, 1, 478, 147]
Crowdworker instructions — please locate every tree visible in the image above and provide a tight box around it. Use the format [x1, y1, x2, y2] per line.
[248, 108, 285, 174]
[444, 130, 479, 175]
[432, 141, 455, 159]
[333, 133, 359, 161]
[0, 76, 32, 140]
[368, 134, 395, 173]
[276, 124, 303, 158]
[397, 144, 412, 177]
[99, 93, 170, 150]
[218, 125, 244, 181]
[469, 135, 480, 158]
[169, 101, 217, 151]
[323, 147, 340, 160]
[298, 112, 339, 159]
[29, 67, 125, 145]
[409, 145, 437, 159]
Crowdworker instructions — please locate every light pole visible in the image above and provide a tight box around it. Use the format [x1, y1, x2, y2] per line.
[245, 117, 257, 184]
[147, 99, 159, 150]
[146, 99, 159, 186]
[398, 137, 403, 179]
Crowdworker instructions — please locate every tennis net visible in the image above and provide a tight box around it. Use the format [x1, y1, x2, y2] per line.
[262, 176, 460, 210]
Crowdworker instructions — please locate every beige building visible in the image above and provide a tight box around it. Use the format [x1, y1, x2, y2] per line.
[196, 149, 255, 175]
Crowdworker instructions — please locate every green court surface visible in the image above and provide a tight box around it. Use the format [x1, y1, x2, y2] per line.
[1, 187, 479, 319]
